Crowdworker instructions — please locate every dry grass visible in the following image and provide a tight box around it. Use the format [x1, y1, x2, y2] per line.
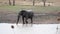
[0, 0, 60, 6]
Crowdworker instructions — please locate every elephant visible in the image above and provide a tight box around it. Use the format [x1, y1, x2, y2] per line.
[16, 10, 34, 25]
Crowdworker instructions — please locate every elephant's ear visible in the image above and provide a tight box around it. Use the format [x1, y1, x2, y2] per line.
[18, 11, 22, 15]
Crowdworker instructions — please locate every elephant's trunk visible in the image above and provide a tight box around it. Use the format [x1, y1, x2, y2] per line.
[16, 14, 20, 24]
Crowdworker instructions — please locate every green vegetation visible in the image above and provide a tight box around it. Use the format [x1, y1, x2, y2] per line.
[0, 5, 60, 13]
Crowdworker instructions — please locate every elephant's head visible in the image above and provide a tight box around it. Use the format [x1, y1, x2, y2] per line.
[16, 10, 26, 24]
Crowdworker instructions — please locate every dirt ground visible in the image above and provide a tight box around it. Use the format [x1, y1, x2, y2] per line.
[0, 10, 60, 24]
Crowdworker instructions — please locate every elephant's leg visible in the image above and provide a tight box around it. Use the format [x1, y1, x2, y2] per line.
[22, 17, 25, 25]
[25, 18, 28, 26]
[31, 17, 33, 24]
[31, 17, 33, 26]
[25, 18, 28, 24]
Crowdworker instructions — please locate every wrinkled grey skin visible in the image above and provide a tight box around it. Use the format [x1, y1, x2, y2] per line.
[16, 10, 34, 25]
